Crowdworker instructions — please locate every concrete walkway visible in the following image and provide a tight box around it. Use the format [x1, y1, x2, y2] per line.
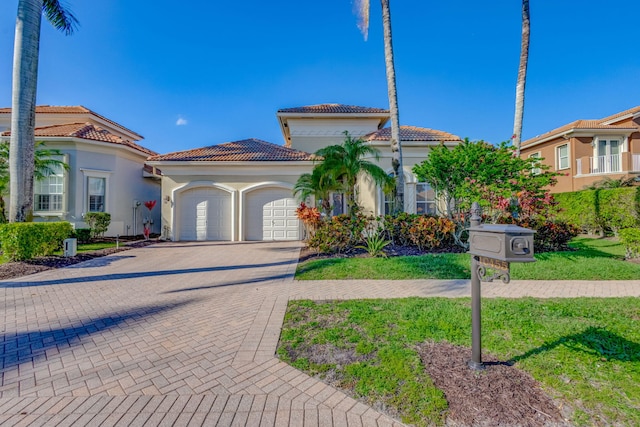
[0, 241, 637, 426]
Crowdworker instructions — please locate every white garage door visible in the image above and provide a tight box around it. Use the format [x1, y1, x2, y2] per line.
[245, 188, 300, 241]
[179, 187, 231, 241]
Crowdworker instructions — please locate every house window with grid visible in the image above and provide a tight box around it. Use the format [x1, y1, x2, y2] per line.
[556, 144, 569, 170]
[416, 183, 436, 215]
[34, 165, 64, 212]
[88, 177, 106, 212]
[528, 152, 541, 175]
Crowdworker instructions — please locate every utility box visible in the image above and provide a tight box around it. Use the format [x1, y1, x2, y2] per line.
[63, 238, 77, 257]
[468, 224, 535, 263]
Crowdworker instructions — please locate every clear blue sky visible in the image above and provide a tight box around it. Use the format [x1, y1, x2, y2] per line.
[2, 1, 640, 155]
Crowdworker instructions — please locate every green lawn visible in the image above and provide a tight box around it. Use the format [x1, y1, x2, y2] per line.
[52, 241, 118, 255]
[296, 237, 640, 280]
[278, 297, 640, 426]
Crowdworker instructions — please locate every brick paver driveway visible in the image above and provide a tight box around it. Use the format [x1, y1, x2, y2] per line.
[0, 242, 402, 426]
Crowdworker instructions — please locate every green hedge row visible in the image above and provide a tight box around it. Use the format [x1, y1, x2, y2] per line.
[0, 222, 73, 261]
[555, 187, 640, 233]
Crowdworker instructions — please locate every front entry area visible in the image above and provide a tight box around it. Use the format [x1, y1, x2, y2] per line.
[244, 187, 300, 241]
[178, 187, 231, 241]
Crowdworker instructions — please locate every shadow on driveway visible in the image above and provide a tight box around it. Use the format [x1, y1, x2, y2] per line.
[0, 259, 297, 288]
[0, 299, 198, 372]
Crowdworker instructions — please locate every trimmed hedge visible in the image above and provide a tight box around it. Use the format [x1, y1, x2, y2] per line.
[619, 228, 640, 259]
[555, 187, 640, 234]
[0, 222, 73, 261]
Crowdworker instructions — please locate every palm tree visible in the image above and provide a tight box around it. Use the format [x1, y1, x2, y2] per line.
[316, 132, 393, 216]
[512, 0, 530, 156]
[293, 166, 340, 217]
[0, 140, 69, 223]
[354, 0, 405, 212]
[9, 0, 77, 222]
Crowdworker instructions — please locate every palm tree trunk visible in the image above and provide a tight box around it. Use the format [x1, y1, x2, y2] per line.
[512, 0, 530, 156]
[9, 0, 43, 222]
[380, 0, 404, 213]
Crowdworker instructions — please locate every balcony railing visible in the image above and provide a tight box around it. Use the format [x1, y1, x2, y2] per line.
[590, 154, 622, 174]
[633, 154, 640, 172]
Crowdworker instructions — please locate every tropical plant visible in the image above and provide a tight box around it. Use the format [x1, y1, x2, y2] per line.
[9, 0, 77, 222]
[354, 0, 405, 212]
[356, 231, 391, 257]
[84, 212, 111, 238]
[316, 132, 394, 216]
[0, 140, 68, 223]
[293, 166, 340, 217]
[512, 0, 530, 156]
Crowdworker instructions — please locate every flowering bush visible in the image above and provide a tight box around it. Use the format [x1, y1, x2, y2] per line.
[308, 213, 368, 254]
[382, 214, 456, 251]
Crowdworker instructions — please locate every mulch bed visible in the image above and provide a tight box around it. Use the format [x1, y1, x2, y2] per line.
[298, 244, 465, 263]
[417, 341, 570, 427]
[0, 240, 158, 280]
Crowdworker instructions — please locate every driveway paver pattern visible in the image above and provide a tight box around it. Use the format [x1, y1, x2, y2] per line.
[0, 241, 638, 426]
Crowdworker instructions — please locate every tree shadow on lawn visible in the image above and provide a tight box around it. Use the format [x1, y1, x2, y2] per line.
[535, 239, 625, 262]
[511, 326, 640, 363]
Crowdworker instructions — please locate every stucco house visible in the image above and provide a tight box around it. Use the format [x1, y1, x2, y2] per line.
[0, 106, 161, 236]
[147, 103, 462, 242]
[520, 106, 640, 192]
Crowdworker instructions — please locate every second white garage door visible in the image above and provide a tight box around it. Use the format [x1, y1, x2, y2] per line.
[245, 188, 300, 241]
[179, 187, 231, 241]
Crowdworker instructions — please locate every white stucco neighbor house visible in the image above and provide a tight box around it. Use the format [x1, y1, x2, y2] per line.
[0, 106, 161, 236]
[147, 104, 462, 242]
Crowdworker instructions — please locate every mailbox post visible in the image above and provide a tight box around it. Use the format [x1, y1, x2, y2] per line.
[467, 202, 536, 370]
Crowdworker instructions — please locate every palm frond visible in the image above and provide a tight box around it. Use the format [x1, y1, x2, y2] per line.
[43, 0, 78, 35]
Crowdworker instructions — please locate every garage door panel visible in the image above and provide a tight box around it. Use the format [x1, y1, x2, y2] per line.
[246, 188, 300, 241]
[179, 188, 231, 241]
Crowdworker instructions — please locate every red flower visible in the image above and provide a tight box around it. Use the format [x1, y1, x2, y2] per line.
[144, 200, 157, 211]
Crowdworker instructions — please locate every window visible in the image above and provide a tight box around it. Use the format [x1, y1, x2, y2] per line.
[34, 164, 64, 212]
[88, 177, 106, 212]
[594, 137, 622, 173]
[416, 183, 436, 215]
[556, 144, 569, 170]
[528, 152, 541, 175]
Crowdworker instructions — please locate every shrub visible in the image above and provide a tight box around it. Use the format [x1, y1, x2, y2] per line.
[84, 212, 111, 238]
[555, 187, 640, 234]
[296, 203, 321, 241]
[308, 213, 368, 254]
[382, 213, 455, 250]
[0, 222, 73, 261]
[356, 231, 391, 257]
[619, 228, 640, 259]
[73, 228, 92, 244]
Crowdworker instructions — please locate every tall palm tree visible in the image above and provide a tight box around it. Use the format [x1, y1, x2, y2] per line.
[354, 0, 405, 212]
[9, 0, 77, 222]
[316, 132, 393, 216]
[512, 0, 530, 156]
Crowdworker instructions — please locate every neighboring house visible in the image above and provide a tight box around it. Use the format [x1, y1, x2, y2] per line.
[520, 106, 640, 192]
[147, 103, 462, 242]
[0, 106, 161, 236]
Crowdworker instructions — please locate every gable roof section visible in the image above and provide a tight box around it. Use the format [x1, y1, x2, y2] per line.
[364, 126, 461, 142]
[522, 108, 640, 149]
[147, 138, 315, 162]
[1, 122, 157, 156]
[0, 105, 144, 140]
[277, 104, 389, 114]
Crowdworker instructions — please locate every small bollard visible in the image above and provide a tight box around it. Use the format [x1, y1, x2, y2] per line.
[116, 234, 119, 250]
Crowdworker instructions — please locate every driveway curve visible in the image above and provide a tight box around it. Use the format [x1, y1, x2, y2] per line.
[0, 241, 403, 426]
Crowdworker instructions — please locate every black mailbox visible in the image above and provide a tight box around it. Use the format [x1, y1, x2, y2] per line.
[468, 224, 536, 263]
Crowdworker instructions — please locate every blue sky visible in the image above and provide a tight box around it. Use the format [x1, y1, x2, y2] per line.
[1, 0, 640, 155]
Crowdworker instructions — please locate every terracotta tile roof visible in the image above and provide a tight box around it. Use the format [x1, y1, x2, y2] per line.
[597, 105, 640, 124]
[522, 118, 638, 147]
[148, 138, 316, 162]
[1, 122, 157, 156]
[364, 126, 461, 142]
[277, 104, 389, 114]
[0, 105, 143, 140]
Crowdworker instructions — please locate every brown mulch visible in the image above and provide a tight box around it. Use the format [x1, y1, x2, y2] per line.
[417, 341, 570, 427]
[0, 240, 159, 280]
[298, 244, 464, 263]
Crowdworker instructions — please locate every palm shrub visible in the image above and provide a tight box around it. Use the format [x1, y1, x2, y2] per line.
[356, 231, 391, 257]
